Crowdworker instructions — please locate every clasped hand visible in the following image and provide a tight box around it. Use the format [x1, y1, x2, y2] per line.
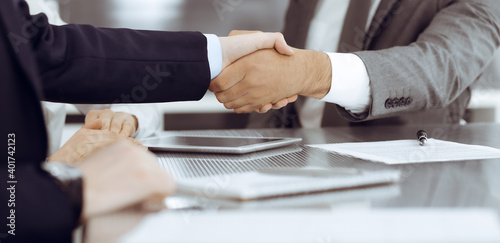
[213, 30, 332, 113]
[214, 31, 303, 113]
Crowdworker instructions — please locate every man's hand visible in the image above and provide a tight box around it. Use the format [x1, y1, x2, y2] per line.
[78, 141, 175, 220]
[218, 30, 298, 113]
[210, 48, 332, 113]
[85, 109, 138, 137]
[219, 32, 294, 69]
[48, 120, 142, 165]
[255, 94, 299, 113]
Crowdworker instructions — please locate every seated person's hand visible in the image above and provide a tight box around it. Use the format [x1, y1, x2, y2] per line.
[85, 109, 138, 137]
[78, 141, 175, 220]
[48, 120, 142, 165]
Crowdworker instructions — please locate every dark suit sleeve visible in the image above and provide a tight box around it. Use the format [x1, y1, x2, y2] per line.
[28, 14, 211, 104]
[1, 0, 211, 242]
[337, 0, 500, 122]
[1, 13, 78, 243]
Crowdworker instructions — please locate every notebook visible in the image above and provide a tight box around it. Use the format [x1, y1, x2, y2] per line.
[176, 168, 401, 201]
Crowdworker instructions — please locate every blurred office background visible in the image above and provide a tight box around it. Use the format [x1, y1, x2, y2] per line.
[56, 0, 500, 131]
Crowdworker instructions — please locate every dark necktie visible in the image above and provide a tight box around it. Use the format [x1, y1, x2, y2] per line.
[337, 0, 372, 53]
[282, 0, 320, 49]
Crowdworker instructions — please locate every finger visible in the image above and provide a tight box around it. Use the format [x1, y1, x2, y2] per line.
[120, 122, 136, 137]
[288, 95, 299, 103]
[223, 96, 249, 110]
[219, 32, 293, 68]
[229, 30, 261, 36]
[266, 95, 298, 110]
[85, 110, 99, 125]
[223, 90, 267, 111]
[222, 91, 252, 110]
[82, 119, 102, 130]
[216, 87, 249, 107]
[209, 63, 245, 93]
[109, 116, 125, 135]
[256, 103, 272, 113]
[213, 69, 252, 103]
[254, 95, 298, 114]
[251, 32, 294, 56]
[270, 33, 295, 56]
[234, 104, 260, 114]
[97, 109, 113, 131]
[272, 98, 290, 110]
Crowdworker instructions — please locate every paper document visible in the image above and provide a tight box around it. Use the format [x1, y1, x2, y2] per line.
[308, 139, 500, 165]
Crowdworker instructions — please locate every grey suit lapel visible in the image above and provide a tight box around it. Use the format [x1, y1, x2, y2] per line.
[285, 0, 402, 51]
[248, 0, 402, 128]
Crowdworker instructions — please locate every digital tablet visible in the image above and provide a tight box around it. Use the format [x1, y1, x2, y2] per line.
[140, 135, 302, 154]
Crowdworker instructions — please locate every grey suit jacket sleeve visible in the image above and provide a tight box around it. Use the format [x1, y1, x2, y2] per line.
[337, 0, 500, 122]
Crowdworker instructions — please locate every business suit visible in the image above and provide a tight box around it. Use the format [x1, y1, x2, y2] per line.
[0, 0, 210, 242]
[248, 0, 500, 128]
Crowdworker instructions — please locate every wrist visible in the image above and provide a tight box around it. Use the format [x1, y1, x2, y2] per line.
[218, 37, 230, 69]
[47, 149, 73, 165]
[298, 49, 332, 99]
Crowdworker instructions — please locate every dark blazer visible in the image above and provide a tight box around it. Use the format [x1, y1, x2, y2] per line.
[0, 0, 210, 242]
[248, 0, 500, 128]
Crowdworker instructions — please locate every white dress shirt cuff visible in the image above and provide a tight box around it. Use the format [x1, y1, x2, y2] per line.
[204, 34, 223, 79]
[320, 52, 371, 114]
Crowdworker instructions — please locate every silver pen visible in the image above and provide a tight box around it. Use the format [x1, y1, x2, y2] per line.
[417, 130, 428, 146]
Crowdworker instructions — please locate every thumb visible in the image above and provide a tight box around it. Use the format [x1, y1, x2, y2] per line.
[272, 33, 295, 56]
[83, 119, 102, 130]
[220, 32, 294, 69]
[241, 32, 295, 56]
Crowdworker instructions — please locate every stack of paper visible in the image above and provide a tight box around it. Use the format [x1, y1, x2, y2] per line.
[308, 139, 500, 165]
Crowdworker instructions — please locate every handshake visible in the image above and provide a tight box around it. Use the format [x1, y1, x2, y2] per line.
[213, 31, 333, 113]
